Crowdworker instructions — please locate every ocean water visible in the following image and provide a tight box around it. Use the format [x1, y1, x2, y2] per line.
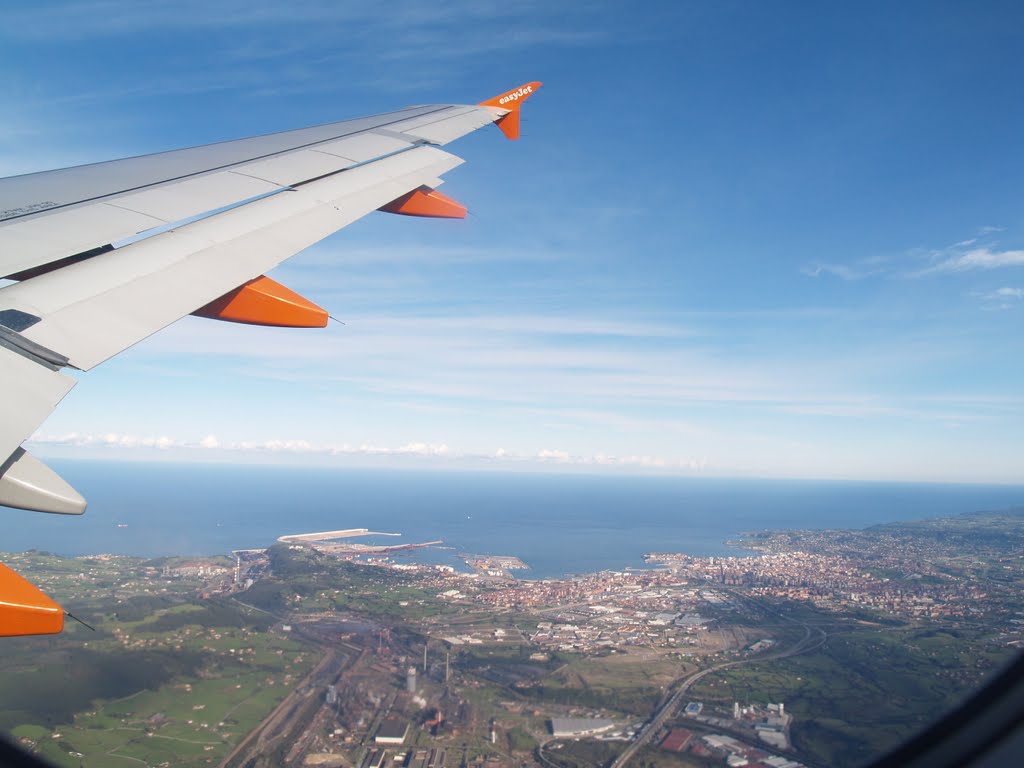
[5, 461, 1024, 579]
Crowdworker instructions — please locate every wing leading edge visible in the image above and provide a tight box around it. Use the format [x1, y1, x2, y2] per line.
[0, 82, 541, 635]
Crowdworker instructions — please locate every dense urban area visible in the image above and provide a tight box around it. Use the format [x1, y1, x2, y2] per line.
[3, 509, 1022, 768]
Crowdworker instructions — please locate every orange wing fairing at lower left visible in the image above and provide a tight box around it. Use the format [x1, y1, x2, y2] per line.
[0, 562, 64, 637]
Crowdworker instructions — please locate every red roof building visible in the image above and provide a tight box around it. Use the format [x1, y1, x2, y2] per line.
[661, 728, 693, 752]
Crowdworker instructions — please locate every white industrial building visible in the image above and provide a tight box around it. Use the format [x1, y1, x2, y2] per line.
[549, 718, 615, 738]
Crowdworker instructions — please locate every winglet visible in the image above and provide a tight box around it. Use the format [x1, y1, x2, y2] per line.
[478, 81, 542, 140]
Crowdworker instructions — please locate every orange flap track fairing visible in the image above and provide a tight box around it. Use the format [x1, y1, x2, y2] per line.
[0, 562, 64, 636]
[479, 81, 542, 140]
[192, 275, 328, 328]
[379, 186, 467, 218]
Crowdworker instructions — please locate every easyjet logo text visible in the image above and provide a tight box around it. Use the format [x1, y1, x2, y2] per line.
[499, 85, 533, 105]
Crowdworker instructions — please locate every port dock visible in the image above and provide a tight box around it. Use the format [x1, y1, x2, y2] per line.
[278, 528, 400, 543]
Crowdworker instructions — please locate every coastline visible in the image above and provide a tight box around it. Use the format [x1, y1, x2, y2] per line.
[6, 461, 1022, 579]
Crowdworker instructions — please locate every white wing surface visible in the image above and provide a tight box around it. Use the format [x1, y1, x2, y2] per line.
[0, 82, 541, 520]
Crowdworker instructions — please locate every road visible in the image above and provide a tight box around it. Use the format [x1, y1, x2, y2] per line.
[608, 593, 827, 768]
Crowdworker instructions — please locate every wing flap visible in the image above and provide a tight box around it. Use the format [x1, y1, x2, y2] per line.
[0, 345, 77, 469]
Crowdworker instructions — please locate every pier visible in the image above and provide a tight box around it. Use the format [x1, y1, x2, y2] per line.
[277, 528, 400, 543]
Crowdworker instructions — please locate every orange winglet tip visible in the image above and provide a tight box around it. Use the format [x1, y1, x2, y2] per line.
[193, 275, 328, 328]
[479, 81, 542, 140]
[379, 186, 467, 219]
[493, 111, 521, 140]
[0, 562, 65, 637]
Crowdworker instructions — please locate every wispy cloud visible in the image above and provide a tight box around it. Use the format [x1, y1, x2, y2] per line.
[920, 247, 1024, 275]
[124, 314, 801, 412]
[801, 251, 895, 281]
[103, 304, 1011, 443]
[802, 262, 882, 281]
[0, 1, 606, 124]
[802, 231, 1024, 281]
[0, 1, 605, 54]
[990, 286, 1024, 299]
[972, 286, 1024, 310]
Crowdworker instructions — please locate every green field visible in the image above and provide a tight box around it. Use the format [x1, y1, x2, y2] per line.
[242, 545, 461, 619]
[543, 739, 626, 768]
[2, 591, 315, 767]
[687, 625, 1014, 767]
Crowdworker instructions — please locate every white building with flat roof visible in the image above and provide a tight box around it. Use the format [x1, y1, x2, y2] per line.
[549, 718, 614, 738]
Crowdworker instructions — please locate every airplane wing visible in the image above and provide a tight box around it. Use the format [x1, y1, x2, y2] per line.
[0, 81, 541, 636]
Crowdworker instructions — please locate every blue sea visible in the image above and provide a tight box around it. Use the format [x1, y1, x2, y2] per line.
[5, 461, 1024, 579]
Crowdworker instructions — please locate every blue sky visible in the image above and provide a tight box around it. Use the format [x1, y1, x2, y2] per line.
[3, 0, 1023, 482]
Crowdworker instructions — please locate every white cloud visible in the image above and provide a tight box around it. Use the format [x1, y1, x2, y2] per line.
[236, 439, 316, 453]
[924, 247, 1024, 274]
[618, 454, 708, 470]
[33, 431, 181, 450]
[27, 431, 708, 474]
[992, 287, 1024, 299]
[537, 448, 570, 462]
[397, 442, 450, 456]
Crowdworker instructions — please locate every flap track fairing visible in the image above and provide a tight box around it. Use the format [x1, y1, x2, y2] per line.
[0, 561, 65, 636]
[379, 186, 467, 219]
[0, 448, 86, 515]
[192, 275, 328, 328]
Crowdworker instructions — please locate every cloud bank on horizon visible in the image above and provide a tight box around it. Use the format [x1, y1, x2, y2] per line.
[5, 1, 1024, 483]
